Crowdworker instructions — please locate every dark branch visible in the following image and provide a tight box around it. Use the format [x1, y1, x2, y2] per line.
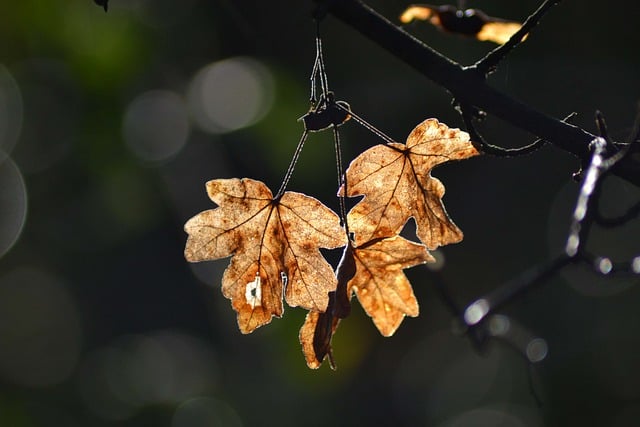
[462, 255, 572, 327]
[461, 104, 576, 156]
[463, 129, 639, 327]
[474, 0, 562, 75]
[315, 0, 640, 187]
[594, 199, 640, 228]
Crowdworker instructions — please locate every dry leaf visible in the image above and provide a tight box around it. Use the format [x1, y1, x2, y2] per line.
[343, 118, 479, 249]
[350, 236, 433, 337]
[400, 4, 439, 25]
[185, 178, 347, 333]
[476, 21, 525, 45]
[299, 245, 355, 369]
[400, 4, 525, 45]
[300, 236, 432, 368]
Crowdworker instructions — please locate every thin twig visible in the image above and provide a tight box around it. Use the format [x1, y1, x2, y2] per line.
[333, 125, 350, 234]
[473, 0, 562, 75]
[462, 255, 572, 327]
[594, 199, 640, 228]
[564, 137, 607, 257]
[334, 103, 396, 144]
[595, 110, 611, 145]
[461, 131, 633, 327]
[462, 104, 576, 156]
[274, 130, 309, 199]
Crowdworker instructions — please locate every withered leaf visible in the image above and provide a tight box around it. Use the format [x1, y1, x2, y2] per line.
[476, 21, 526, 45]
[400, 4, 525, 45]
[184, 178, 347, 333]
[343, 118, 479, 249]
[300, 236, 432, 368]
[299, 244, 356, 370]
[349, 236, 433, 337]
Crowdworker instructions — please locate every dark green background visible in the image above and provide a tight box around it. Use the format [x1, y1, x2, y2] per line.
[1, 0, 639, 425]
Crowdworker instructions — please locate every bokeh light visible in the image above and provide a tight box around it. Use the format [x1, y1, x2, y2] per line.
[488, 314, 510, 336]
[464, 298, 489, 325]
[594, 257, 613, 275]
[525, 338, 548, 363]
[0, 155, 27, 258]
[187, 57, 274, 134]
[425, 248, 446, 271]
[123, 89, 190, 163]
[0, 267, 82, 388]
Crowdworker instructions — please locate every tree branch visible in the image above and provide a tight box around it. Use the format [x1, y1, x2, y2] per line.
[316, 0, 640, 187]
[474, 0, 561, 74]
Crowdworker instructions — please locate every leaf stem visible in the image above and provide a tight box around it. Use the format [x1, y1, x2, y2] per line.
[274, 130, 309, 200]
[333, 125, 350, 236]
[334, 102, 396, 144]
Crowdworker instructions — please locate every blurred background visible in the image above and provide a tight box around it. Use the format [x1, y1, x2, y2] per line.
[1, 0, 639, 425]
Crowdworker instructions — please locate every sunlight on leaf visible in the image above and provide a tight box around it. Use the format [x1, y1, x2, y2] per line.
[185, 178, 346, 333]
[343, 118, 479, 249]
[350, 236, 433, 337]
[400, 4, 525, 45]
[185, 118, 478, 366]
[300, 236, 432, 368]
[299, 244, 355, 369]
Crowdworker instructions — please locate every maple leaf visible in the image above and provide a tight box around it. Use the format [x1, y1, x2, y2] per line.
[343, 118, 479, 249]
[300, 235, 432, 368]
[184, 178, 347, 333]
[349, 235, 433, 336]
[400, 4, 525, 45]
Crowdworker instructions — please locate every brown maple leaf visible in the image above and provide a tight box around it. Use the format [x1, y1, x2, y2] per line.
[343, 118, 479, 249]
[349, 235, 433, 336]
[400, 4, 526, 45]
[300, 235, 432, 368]
[184, 178, 347, 333]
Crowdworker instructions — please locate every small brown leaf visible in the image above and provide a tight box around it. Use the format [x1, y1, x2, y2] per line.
[343, 118, 479, 249]
[300, 236, 432, 368]
[350, 236, 433, 336]
[400, 4, 437, 25]
[400, 4, 525, 45]
[299, 310, 332, 369]
[300, 244, 356, 370]
[476, 21, 525, 45]
[185, 178, 347, 333]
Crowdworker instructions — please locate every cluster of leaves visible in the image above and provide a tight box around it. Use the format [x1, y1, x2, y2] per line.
[400, 4, 525, 45]
[184, 118, 479, 368]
